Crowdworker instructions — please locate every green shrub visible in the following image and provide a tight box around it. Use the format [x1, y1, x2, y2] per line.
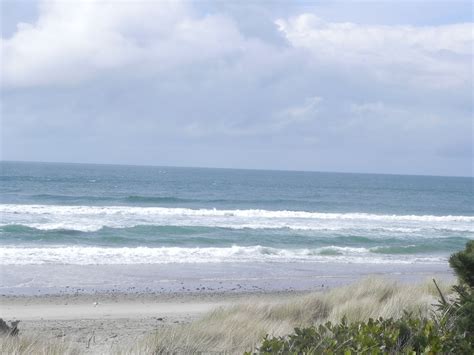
[449, 240, 474, 288]
[253, 313, 471, 354]
[443, 240, 474, 338]
[252, 241, 474, 354]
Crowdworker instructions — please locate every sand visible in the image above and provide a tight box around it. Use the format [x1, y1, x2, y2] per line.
[0, 291, 303, 353]
[0, 262, 454, 353]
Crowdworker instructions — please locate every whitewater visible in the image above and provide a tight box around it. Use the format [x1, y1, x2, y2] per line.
[2, 204, 473, 232]
[1, 162, 473, 268]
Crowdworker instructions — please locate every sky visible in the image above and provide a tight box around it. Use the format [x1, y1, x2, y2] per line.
[1, 0, 473, 177]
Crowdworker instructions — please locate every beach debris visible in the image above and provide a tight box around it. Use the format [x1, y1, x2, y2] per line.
[93, 302, 99, 307]
[0, 318, 20, 336]
[86, 331, 96, 348]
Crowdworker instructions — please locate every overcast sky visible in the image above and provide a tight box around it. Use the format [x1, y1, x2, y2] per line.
[1, 0, 472, 176]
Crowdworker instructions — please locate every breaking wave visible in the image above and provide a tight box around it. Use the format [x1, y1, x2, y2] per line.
[0, 245, 446, 265]
[1, 204, 472, 233]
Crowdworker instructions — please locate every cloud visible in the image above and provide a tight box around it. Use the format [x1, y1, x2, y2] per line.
[3, 3, 471, 91]
[275, 14, 472, 89]
[1, 1, 472, 176]
[275, 96, 322, 128]
[1, 0, 248, 87]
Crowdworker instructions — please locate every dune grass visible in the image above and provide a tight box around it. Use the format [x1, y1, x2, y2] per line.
[135, 277, 451, 354]
[1, 277, 452, 354]
[0, 334, 79, 355]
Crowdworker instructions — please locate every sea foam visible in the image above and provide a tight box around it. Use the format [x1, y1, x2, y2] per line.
[1, 204, 472, 233]
[0, 245, 446, 265]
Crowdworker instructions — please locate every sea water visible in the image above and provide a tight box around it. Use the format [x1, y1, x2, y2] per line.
[0, 161, 472, 293]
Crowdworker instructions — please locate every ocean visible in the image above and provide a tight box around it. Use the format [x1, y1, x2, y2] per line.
[1, 161, 472, 294]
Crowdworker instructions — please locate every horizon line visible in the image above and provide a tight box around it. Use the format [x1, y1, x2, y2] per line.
[1, 159, 472, 179]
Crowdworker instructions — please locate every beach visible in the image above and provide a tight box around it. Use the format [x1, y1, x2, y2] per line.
[1, 262, 455, 353]
[1, 292, 241, 353]
[1, 274, 455, 354]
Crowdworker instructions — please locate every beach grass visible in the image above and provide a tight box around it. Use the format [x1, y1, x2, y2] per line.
[0, 277, 452, 355]
[0, 334, 79, 355]
[137, 277, 451, 354]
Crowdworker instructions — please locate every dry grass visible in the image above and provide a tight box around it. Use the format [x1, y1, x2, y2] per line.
[0, 334, 79, 355]
[134, 277, 452, 354]
[1, 277, 452, 354]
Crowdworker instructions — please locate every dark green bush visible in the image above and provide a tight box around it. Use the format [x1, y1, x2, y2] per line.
[254, 313, 471, 354]
[442, 240, 474, 338]
[251, 241, 474, 354]
[449, 240, 474, 288]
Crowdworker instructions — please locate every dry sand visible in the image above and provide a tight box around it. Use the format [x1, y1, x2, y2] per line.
[0, 291, 302, 353]
[0, 263, 453, 353]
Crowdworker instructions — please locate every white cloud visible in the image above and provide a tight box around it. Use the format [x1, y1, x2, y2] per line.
[1, 0, 247, 87]
[3, 3, 471, 91]
[275, 14, 473, 89]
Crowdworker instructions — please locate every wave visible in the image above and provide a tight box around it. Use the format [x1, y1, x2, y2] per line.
[2, 204, 472, 221]
[1, 204, 472, 233]
[371, 245, 451, 254]
[30, 194, 111, 202]
[1, 224, 469, 258]
[24, 194, 195, 204]
[0, 245, 446, 265]
[3, 224, 472, 235]
[6, 194, 310, 206]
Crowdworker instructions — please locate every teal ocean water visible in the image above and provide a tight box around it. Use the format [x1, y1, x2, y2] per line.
[1, 161, 472, 266]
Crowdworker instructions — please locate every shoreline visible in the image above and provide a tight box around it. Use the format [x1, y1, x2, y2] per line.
[0, 261, 453, 296]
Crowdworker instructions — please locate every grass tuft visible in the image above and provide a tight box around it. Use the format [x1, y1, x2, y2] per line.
[138, 277, 451, 354]
[0, 334, 79, 355]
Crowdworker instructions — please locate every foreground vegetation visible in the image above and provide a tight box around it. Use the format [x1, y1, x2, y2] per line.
[254, 241, 474, 354]
[0, 335, 79, 355]
[139, 278, 448, 353]
[0, 278, 455, 355]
